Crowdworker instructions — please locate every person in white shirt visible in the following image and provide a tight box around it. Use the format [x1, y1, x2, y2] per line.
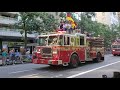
[63, 21, 72, 33]
[26, 50, 31, 60]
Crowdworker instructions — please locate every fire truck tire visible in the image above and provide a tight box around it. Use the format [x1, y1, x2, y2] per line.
[69, 54, 79, 68]
[101, 57, 104, 61]
[49, 65, 58, 67]
[49, 65, 54, 67]
[94, 52, 102, 63]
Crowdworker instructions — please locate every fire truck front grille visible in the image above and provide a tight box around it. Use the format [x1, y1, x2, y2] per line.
[42, 54, 52, 57]
[42, 48, 52, 54]
[41, 47, 52, 58]
[33, 56, 37, 59]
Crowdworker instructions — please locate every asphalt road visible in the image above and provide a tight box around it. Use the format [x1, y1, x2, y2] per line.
[0, 54, 120, 78]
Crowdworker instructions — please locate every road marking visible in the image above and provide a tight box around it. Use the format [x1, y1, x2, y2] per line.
[9, 69, 34, 74]
[18, 73, 47, 78]
[18, 73, 39, 78]
[67, 60, 120, 78]
[51, 74, 63, 78]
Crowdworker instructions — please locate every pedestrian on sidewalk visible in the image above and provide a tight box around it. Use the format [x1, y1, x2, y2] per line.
[2, 49, 8, 66]
[26, 49, 31, 60]
[15, 50, 23, 64]
[9, 48, 15, 65]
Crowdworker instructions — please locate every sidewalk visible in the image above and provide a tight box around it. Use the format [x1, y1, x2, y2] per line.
[0, 55, 32, 66]
[0, 60, 32, 66]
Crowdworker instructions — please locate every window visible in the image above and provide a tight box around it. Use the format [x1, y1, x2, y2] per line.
[55, 12, 58, 16]
[118, 45, 120, 48]
[70, 37, 75, 46]
[64, 36, 70, 45]
[113, 12, 116, 15]
[59, 35, 63, 45]
[37, 37, 48, 46]
[112, 45, 117, 48]
[48, 36, 58, 45]
[102, 12, 105, 16]
[80, 36, 84, 45]
[75, 37, 80, 46]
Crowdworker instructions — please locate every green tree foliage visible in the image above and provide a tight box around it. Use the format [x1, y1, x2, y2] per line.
[14, 12, 41, 49]
[76, 12, 120, 47]
[38, 12, 59, 33]
[14, 12, 59, 49]
[61, 12, 120, 48]
[59, 12, 66, 19]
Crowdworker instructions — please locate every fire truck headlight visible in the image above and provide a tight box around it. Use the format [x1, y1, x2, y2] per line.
[38, 49, 41, 52]
[113, 50, 115, 51]
[37, 49, 41, 53]
[53, 50, 58, 54]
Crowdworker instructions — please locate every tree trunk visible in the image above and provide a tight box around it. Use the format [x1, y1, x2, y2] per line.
[23, 21, 27, 50]
[24, 29, 27, 50]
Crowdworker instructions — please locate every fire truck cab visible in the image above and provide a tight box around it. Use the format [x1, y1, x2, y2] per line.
[32, 31, 104, 68]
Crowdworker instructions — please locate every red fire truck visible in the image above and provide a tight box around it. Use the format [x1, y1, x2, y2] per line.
[32, 31, 104, 68]
[111, 39, 120, 56]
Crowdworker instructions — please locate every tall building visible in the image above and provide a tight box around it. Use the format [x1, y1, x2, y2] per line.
[74, 12, 119, 27]
[0, 12, 35, 52]
[95, 12, 119, 26]
[117, 12, 120, 23]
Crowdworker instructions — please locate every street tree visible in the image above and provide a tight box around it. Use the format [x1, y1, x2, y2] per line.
[75, 12, 113, 47]
[14, 12, 43, 49]
[14, 12, 59, 49]
[38, 12, 59, 33]
[59, 12, 66, 20]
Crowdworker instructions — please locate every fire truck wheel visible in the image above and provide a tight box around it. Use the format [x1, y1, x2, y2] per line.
[101, 57, 104, 61]
[49, 65, 54, 67]
[96, 52, 102, 62]
[69, 54, 79, 68]
[93, 52, 102, 63]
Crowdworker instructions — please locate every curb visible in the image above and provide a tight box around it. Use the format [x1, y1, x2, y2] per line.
[0, 61, 32, 66]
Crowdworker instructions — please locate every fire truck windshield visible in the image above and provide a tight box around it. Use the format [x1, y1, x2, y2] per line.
[37, 36, 48, 46]
[37, 35, 62, 46]
[112, 45, 120, 48]
[48, 36, 58, 45]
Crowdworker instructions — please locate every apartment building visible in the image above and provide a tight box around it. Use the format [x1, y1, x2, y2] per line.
[117, 12, 120, 23]
[95, 12, 119, 26]
[0, 12, 35, 52]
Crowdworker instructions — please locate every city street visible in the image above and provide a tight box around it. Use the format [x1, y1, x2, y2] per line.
[0, 54, 120, 78]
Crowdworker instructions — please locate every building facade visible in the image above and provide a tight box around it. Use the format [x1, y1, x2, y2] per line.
[117, 12, 120, 23]
[74, 12, 119, 27]
[95, 12, 119, 26]
[0, 12, 35, 53]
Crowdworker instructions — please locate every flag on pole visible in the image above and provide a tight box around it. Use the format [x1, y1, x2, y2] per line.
[66, 13, 74, 22]
[66, 13, 77, 29]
